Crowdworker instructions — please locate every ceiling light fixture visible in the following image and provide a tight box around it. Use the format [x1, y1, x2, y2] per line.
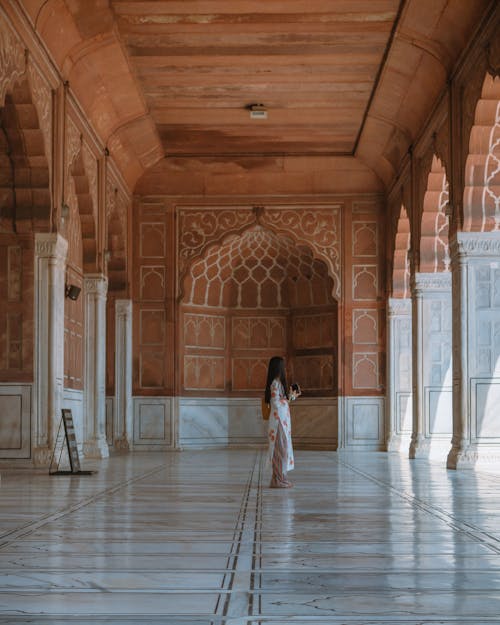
[247, 103, 268, 120]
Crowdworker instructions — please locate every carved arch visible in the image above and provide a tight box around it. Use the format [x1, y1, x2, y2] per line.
[419, 155, 450, 272]
[0, 79, 51, 233]
[68, 147, 98, 272]
[463, 74, 500, 232]
[392, 205, 411, 298]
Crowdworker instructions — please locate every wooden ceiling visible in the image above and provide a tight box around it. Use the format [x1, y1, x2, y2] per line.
[111, 0, 401, 157]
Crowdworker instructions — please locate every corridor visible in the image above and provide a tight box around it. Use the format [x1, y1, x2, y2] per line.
[1, 450, 500, 623]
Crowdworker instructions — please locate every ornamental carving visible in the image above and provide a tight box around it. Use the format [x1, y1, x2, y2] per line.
[451, 232, 500, 257]
[178, 208, 256, 276]
[35, 234, 68, 259]
[115, 299, 132, 317]
[82, 143, 98, 221]
[27, 60, 52, 169]
[0, 15, 25, 106]
[412, 271, 452, 293]
[260, 207, 341, 298]
[388, 297, 411, 316]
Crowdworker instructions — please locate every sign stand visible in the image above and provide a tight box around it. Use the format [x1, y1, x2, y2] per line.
[49, 409, 95, 475]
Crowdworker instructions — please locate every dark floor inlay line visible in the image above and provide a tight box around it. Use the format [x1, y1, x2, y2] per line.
[0, 464, 167, 550]
[338, 457, 500, 554]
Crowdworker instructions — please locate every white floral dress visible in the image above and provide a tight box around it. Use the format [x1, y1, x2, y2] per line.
[267, 378, 294, 474]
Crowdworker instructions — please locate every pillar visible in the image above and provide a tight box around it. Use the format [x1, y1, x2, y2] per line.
[386, 297, 413, 452]
[82, 274, 109, 458]
[33, 234, 68, 466]
[114, 299, 133, 451]
[448, 232, 500, 469]
[409, 272, 453, 459]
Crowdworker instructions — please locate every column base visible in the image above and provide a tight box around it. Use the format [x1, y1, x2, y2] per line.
[32, 446, 52, 467]
[409, 434, 432, 459]
[447, 442, 500, 469]
[114, 436, 131, 453]
[387, 433, 411, 454]
[83, 437, 110, 459]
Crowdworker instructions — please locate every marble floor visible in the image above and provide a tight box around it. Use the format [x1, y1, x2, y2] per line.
[1, 450, 500, 624]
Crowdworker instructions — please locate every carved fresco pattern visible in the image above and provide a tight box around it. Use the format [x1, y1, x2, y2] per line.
[232, 317, 285, 350]
[232, 358, 269, 390]
[352, 222, 377, 257]
[185, 314, 225, 349]
[179, 209, 256, 277]
[82, 143, 98, 224]
[27, 61, 52, 169]
[353, 353, 380, 390]
[0, 14, 25, 106]
[352, 265, 378, 300]
[184, 355, 225, 390]
[435, 175, 450, 271]
[260, 208, 341, 298]
[484, 101, 500, 230]
[185, 227, 332, 309]
[140, 266, 165, 300]
[353, 310, 378, 345]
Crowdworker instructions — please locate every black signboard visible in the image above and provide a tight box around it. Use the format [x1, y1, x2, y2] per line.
[49, 409, 94, 475]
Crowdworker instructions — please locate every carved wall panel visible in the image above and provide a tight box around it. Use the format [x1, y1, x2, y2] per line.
[474, 265, 500, 377]
[232, 317, 285, 350]
[292, 313, 335, 350]
[0, 14, 25, 107]
[185, 313, 225, 349]
[232, 358, 269, 391]
[0, 236, 34, 382]
[292, 355, 335, 391]
[133, 201, 175, 395]
[184, 355, 225, 390]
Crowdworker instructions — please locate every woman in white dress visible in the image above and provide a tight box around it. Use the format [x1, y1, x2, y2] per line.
[264, 356, 300, 488]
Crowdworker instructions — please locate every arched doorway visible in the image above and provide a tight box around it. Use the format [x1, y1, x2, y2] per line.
[178, 225, 338, 449]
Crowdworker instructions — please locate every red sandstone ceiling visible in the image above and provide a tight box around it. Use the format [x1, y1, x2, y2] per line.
[11, 0, 493, 188]
[111, 0, 400, 157]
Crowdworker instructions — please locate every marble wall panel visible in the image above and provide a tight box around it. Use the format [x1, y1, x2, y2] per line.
[0, 384, 31, 459]
[133, 398, 173, 449]
[178, 397, 266, 448]
[472, 380, 500, 440]
[343, 397, 385, 449]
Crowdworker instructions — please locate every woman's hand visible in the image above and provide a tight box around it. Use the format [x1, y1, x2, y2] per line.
[289, 385, 301, 400]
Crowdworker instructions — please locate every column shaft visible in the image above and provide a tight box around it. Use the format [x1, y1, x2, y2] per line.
[114, 299, 133, 451]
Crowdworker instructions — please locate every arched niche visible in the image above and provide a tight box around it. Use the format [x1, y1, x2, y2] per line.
[180, 225, 338, 397]
[392, 206, 411, 298]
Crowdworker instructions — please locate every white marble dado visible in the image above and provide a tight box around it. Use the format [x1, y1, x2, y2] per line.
[387, 298, 412, 453]
[61, 388, 84, 455]
[340, 396, 385, 450]
[133, 397, 174, 450]
[0, 384, 31, 460]
[448, 233, 500, 469]
[178, 396, 266, 448]
[178, 396, 340, 450]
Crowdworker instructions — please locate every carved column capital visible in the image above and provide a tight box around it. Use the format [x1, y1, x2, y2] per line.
[115, 298, 132, 318]
[83, 274, 108, 297]
[34, 233, 68, 261]
[388, 297, 411, 317]
[451, 232, 500, 260]
[411, 271, 452, 295]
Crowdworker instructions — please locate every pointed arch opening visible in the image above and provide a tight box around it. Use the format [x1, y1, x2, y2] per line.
[180, 225, 338, 397]
[392, 205, 411, 298]
[463, 73, 500, 232]
[420, 155, 450, 273]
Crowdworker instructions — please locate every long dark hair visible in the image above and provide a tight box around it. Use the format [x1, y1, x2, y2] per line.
[264, 356, 288, 403]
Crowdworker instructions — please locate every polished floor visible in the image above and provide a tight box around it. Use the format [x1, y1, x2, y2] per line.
[1, 450, 500, 624]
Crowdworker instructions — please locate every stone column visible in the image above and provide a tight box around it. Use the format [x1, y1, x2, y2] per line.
[33, 233, 68, 466]
[386, 298, 413, 452]
[82, 274, 109, 458]
[409, 272, 452, 459]
[448, 233, 500, 469]
[114, 299, 133, 451]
